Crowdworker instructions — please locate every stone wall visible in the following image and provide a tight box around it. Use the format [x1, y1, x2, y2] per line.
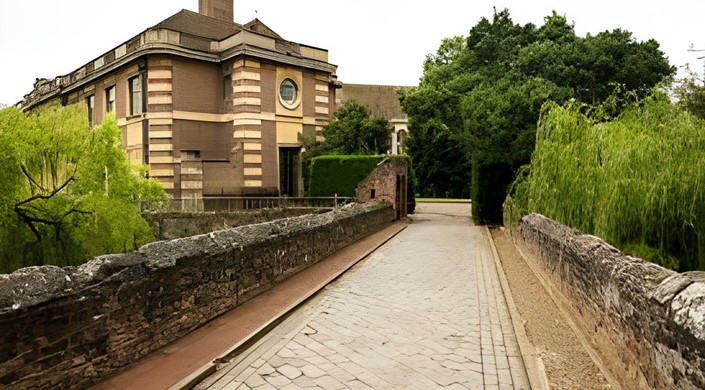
[143, 209, 326, 240]
[0, 203, 394, 390]
[516, 213, 705, 390]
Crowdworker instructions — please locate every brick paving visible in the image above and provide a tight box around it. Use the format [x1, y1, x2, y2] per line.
[195, 203, 529, 389]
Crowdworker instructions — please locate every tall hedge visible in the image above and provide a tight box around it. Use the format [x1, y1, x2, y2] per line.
[308, 155, 385, 197]
[471, 159, 513, 225]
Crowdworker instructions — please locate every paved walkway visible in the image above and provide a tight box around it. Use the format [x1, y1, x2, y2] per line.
[92, 222, 407, 390]
[195, 203, 530, 390]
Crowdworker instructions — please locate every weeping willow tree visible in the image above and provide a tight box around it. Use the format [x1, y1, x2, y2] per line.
[0, 104, 168, 273]
[507, 92, 705, 271]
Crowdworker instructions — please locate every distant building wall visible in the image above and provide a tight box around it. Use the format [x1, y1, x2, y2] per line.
[337, 84, 407, 120]
[337, 84, 411, 155]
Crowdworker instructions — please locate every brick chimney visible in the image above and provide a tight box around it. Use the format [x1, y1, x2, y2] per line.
[199, 0, 234, 23]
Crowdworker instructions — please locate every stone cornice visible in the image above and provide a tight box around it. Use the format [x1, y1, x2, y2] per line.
[22, 26, 337, 111]
[222, 44, 338, 74]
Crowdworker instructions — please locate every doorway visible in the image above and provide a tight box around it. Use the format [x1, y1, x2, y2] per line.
[279, 147, 300, 196]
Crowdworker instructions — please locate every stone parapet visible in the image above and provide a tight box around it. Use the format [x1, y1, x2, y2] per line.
[0, 203, 394, 389]
[516, 213, 705, 390]
[142, 209, 327, 241]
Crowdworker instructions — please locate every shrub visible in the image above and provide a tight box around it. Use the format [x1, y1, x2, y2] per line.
[308, 155, 385, 197]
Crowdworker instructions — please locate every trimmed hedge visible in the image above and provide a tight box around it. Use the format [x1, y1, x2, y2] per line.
[308, 155, 385, 197]
[471, 159, 513, 225]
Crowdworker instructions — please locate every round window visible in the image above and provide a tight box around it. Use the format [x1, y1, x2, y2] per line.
[279, 79, 298, 107]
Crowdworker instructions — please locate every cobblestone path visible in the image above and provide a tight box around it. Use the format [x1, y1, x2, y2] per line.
[195, 203, 529, 389]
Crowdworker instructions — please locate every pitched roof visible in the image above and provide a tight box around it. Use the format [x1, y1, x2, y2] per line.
[243, 18, 282, 39]
[153, 11, 285, 43]
[154, 9, 243, 40]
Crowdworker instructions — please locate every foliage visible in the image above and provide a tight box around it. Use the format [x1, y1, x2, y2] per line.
[518, 23, 674, 104]
[0, 105, 167, 273]
[506, 93, 705, 271]
[670, 65, 705, 120]
[462, 72, 571, 166]
[308, 155, 385, 197]
[402, 8, 674, 222]
[402, 118, 469, 198]
[300, 140, 328, 196]
[303, 100, 393, 196]
[321, 100, 391, 155]
[399, 37, 473, 199]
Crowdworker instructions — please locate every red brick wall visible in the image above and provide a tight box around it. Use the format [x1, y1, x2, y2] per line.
[173, 120, 231, 160]
[172, 59, 222, 113]
[302, 70, 317, 118]
[260, 120, 278, 191]
[259, 63, 276, 113]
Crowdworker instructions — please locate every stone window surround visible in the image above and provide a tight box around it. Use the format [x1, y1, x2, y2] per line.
[86, 94, 95, 127]
[278, 78, 299, 110]
[105, 85, 116, 113]
[128, 74, 144, 116]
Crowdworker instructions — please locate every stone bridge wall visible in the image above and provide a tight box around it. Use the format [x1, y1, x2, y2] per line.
[0, 203, 395, 390]
[142, 209, 327, 240]
[516, 213, 705, 390]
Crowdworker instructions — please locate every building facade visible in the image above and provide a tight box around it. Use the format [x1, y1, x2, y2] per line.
[22, 0, 340, 198]
[336, 84, 410, 155]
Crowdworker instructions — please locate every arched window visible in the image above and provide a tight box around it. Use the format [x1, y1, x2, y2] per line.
[397, 129, 407, 154]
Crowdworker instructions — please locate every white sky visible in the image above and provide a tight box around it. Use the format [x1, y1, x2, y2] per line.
[1, 1, 703, 106]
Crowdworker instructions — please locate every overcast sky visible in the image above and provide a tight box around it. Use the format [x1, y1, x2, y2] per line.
[1, 1, 703, 106]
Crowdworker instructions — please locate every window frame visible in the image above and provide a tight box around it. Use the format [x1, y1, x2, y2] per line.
[278, 78, 299, 109]
[86, 94, 95, 127]
[105, 85, 116, 113]
[129, 74, 144, 116]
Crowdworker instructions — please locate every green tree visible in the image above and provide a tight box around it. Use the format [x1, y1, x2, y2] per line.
[462, 73, 569, 222]
[403, 118, 468, 198]
[320, 100, 391, 155]
[0, 104, 167, 272]
[508, 92, 705, 271]
[399, 37, 475, 199]
[404, 8, 674, 222]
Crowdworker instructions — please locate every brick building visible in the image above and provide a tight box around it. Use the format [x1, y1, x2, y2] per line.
[22, 0, 340, 198]
[355, 157, 409, 220]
